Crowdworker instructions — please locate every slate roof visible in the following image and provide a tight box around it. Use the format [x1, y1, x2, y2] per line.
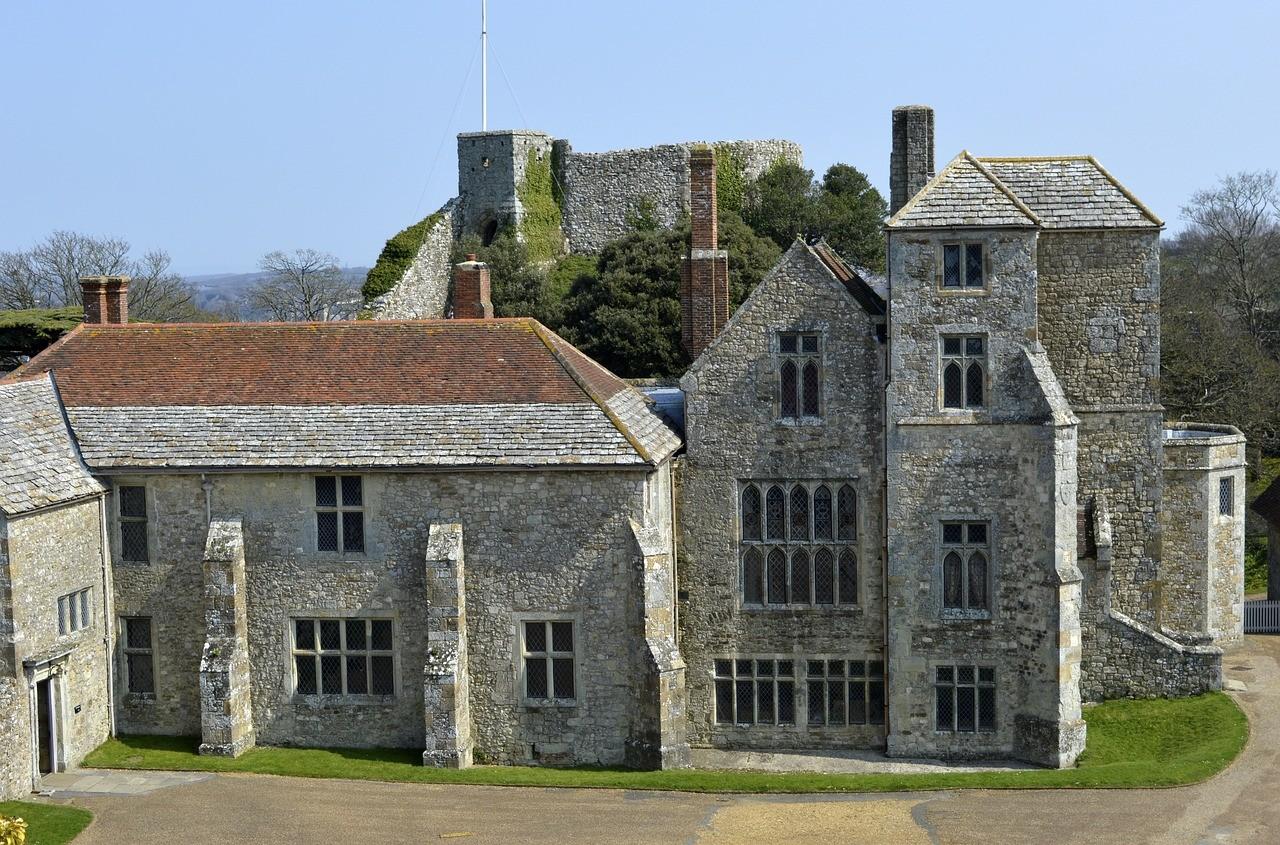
[888, 152, 1161, 230]
[0, 373, 104, 515]
[888, 153, 1040, 229]
[4, 320, 680, 470]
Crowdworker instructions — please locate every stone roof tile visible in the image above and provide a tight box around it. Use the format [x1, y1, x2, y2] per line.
[978, 157, 1161, 229]
[0, 374, 104, 515]
[888, 153, 1040, 229]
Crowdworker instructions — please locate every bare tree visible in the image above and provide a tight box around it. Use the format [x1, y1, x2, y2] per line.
[0, 230, 196, 320]
[1180, 171, 1280, 348]
[246, 249, 360, 321]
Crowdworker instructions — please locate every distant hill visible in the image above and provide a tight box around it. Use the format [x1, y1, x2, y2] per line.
[187, 267, 369, 320]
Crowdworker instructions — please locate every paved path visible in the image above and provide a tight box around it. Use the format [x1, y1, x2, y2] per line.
[32, 636, 1280, 844]
[38, 769, 212, 797]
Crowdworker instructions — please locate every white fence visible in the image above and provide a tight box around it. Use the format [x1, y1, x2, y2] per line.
[1244, 600, 1280, 634]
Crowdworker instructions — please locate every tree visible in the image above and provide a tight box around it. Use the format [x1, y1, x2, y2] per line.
[0, 230, 198, 321]
[559, 210, 781, 378]
[451, 231, 553, 323]
[1179, 171, 1280, 349]
[743, 162, 887, 271]
[246, 249, 360, 321]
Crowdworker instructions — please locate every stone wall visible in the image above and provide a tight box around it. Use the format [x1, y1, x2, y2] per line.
[422, 523, 472, 768]
[0, 498, 111, 797]
[560, 139, 802, 254]
[107, 466, 675, 768]
[198, 519, 255, 756]
[1161, 425, 1247, 645]
[679, 243, 888, 751]
[368, 200, 460, 320]
[457, 131, 555, 239]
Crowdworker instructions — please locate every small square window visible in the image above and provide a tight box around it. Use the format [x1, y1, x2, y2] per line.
[940, 243, 986, 289]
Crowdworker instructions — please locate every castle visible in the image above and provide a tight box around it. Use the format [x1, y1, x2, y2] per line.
[0, 106, 1243, 796]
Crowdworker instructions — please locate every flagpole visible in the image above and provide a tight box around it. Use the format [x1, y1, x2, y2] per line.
[481, 0, 488, 131]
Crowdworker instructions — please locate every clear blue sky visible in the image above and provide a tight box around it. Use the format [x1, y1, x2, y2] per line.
[2, 1, 1275, 275]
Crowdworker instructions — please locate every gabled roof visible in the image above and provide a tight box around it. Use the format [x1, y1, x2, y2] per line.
[0, 373, 104, 515]
[4, 319, 679, 470]
[978, 157, 1162, 229]
[808, 239, 886, 317]
[888, 152, 1041, 230]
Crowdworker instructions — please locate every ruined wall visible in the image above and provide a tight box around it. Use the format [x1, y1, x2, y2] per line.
[368, 200, 460, 320]
[2, 498, 111, 794]
[558, 139, 802, 254]
[1161, 427, 1246, 645]
[457, 131, 555, 238]
[678, 244, 887, 751]
[108, 467, 672, 768]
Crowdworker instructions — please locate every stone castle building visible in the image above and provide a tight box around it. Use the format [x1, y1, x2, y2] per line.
[0, 106, 1243, 797]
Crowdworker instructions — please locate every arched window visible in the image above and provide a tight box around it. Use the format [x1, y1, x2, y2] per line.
[789, 485, 809, 541]
[838, 549, 857, 605]
[740, 485, 761, 541]
[790, 549, 810, 605]
[966, 362, 984, 408]
[742, 549, 764, 605]
[765, 485, 786, 540]
[943, 362, 963, 408]
[813, 485, 833, 540]
[814, 549, 835, 605]
[943, 551, 963, 609]
[780, 360, 798, 418]
[802, 361, 820, 416]
[767, 548, 787, 605]
[967, 551, 988, 610]
[837, 485, 857, 540]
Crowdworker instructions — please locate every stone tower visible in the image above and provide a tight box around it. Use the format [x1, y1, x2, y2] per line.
[889, 105, 935, 215]
[456, 130, 554, 243]
[680, 147, 729, 359]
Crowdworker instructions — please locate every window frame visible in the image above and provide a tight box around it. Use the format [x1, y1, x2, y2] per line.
[1218, 476, 1234, 518]
[934, 664, 997, 733]
[713, 657, 797, 727]
[806, 658, 886, 728]
[776, 331, 823, 422]
[516, 615, 580, 708]
[939, 241, 988, 291]
[314, 475, 366, 555]
[120, 615, 157, 698]
[940, 521, 992, 617]
[57, 587, 93, 636]
[738, 481, 860, 610]
[290, 616, 398, 700]
[117, 483, 150, 563]
[939, 334, 988, 411]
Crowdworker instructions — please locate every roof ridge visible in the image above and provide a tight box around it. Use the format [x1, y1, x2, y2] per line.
[885, 150, 968, 228]
[963, 152, 1043, 226]
[976, 155, 1092, 162]
[528, 322, 656, 464]
[1086, 155, 1164, 227]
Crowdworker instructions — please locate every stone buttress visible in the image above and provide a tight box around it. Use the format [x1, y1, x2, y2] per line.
[198, 518, 256, 757]
[423, 523, 473, 768]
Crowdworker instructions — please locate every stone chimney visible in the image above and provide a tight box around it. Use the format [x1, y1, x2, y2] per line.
[81, 275, 130, 324]
[680, 147, 729, 359]
[452, 254, 493, 319]
[889, 105, 935, 216]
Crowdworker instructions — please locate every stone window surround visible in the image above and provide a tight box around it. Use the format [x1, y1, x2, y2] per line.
[710, 654, 887, 731]
[119, 615, 157, 699]
[736, 480, 861, 611]
[936, 240, 991, 294]
[111, 481, 154, 565]
[933, 515, 997, 621]
[771, 326, 826, 427]
[1217, 475, 1234, 520]
[939, 334, 989, 412]
[313, 474, 367, 556]
[512, 611, 582, 710]
[284, 610, 400, 703]
[940, 520, 991, 618]
[932, 662, 998, 734]
[713, 656, 797, 727]
[56, 586, 93, 636]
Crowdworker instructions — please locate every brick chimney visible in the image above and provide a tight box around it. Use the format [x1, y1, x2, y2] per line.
[81, 275, 130, 324]
[680, 146, 729, 359]
[889, 105, 935, 216]
[452, 254, 493, 319]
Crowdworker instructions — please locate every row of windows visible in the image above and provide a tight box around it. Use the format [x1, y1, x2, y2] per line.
[57, 588, 93, 636]
[713, 658, 885, 728]
[742, 547, 858, 607]
[740, 482, 857, 544]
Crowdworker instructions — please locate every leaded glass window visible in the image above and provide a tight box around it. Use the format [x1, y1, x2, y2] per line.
[292, 617, 395, 697]
[941, 243, 985, 289]
[118, 485, 149, 562]
[940, 335, 987, 409]
[714, 658, 795, 725]
[522, 620, 575, 703]
[808, 659, 885, 726]
[941, 521, 991, 613]
[1219, 477, 1234, 517]
[935, 664, 996, 732]
[122, 616, 155, 696]
[777, 331, 822, 419]
[316, 475, 365, 553]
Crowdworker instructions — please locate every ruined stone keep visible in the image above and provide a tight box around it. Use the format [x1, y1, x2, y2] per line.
[0, 107, 1242, 797]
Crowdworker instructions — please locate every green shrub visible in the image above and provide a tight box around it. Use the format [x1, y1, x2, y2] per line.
[0, 306, 83, 371]
[713, 144, 747, 215]
[362, 211, 445, 302]
[517, 150, 563, 263]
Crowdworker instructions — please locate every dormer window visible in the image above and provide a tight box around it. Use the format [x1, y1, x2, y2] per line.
[942, 243, 985, 289]
[778, 332, 821, 419]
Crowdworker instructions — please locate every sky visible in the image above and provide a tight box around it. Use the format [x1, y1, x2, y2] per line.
[2, 0, 1277, 275]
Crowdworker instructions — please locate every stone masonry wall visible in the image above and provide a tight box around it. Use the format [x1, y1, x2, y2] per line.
[560, 140, 802, 254]
[369, 199, 461, 320]
[679, 243, 887, 751]
[198, 519, 255, 756]
[2, 498, 111, 794]
[457, 131, 555, 238]
[0, 516, 24, 800]
[108, 467, 671, 768]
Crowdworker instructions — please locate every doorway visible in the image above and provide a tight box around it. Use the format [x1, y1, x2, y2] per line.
[36, 677, 55, 774]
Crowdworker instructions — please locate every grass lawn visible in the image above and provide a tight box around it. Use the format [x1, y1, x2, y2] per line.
[81, 692, 1247, 794]
[0, 801, 92, 845]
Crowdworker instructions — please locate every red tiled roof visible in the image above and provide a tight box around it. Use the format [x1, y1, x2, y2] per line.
[5, 319, 615, 407]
